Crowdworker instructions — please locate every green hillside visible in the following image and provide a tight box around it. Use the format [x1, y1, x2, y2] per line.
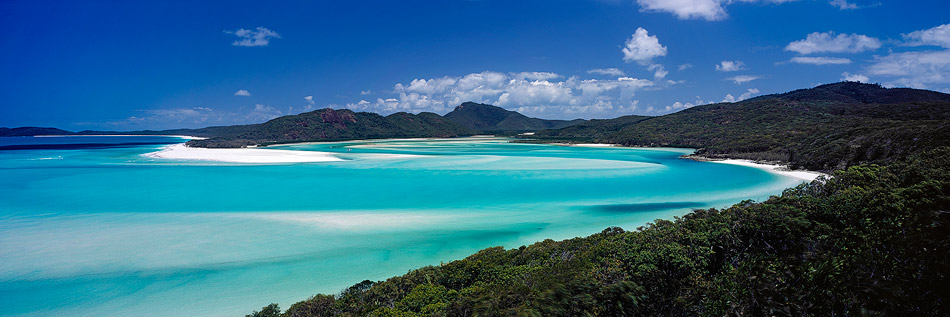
[534, 82, 950, 171]
[186, 109, 474, 148]
[0, 127, 74, 137]
[443, 102, 584, 133]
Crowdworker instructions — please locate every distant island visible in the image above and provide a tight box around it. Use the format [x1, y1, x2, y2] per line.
[6, 82, 949, 172]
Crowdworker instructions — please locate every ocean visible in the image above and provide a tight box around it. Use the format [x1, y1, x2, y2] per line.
[0, 136, 805, 316]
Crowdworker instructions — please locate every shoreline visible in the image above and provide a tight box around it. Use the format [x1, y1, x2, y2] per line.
[26, 134, 209, 140]
[699, 158, 828, 182]
[143, 143, 342, 163]
[533, 139, 827, 182]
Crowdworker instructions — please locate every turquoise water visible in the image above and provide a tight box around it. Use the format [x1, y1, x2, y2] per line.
[0, 136, 804, 316]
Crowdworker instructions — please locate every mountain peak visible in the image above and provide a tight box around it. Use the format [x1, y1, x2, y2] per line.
[444, 102, 584, 132]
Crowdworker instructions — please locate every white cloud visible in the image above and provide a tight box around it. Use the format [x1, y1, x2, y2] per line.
[510, 72, 562, 81]
[726, 75, 762, 84]
[648, 64, 669, 79]
[360, 90, 372, 95]
[304, 96, 314, 105]
[788, 56, 852, 65]
[664, 96, 711, 112]
[587, 68, 626, 76]
[721, 88, 760, 103]
[865, 49, 950, 89]
[678, 64, 693, 71]
[828, 0, 858, 9]
[841, 72, 870, 83]
[226, 27, 281, 47]
[785, 31, 881, 54]
[740, 88, 760, 100]
[234, 89, 251, 96]
[635, 0, 797, 21]
[715, 60, 745, 72]
[623, 28, 667, 64]
[636, 0, 727, 21]
[334, 70, 666, 118]
[903, 23, 950, 48]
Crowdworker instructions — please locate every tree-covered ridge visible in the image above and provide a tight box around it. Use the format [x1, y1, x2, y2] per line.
[443, 102, 585, 133]
[533, 82, 950, 171]
[0, 127, 73, 137]
[247, 147, 949, 316]
[185, 109, 475, 148]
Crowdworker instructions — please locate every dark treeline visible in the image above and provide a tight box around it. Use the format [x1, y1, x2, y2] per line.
[248, 147, 949, 316]
[532, 82, 950, 171]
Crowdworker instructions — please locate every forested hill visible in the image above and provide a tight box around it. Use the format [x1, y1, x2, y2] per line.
[185, 109, 474, 148]
[0, 127, 74, 137]
[533, 82, 950, 171]
[443, 102, 584, 132]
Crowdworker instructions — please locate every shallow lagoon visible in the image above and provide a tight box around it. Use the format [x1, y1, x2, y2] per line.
[0, 136, 805, 316]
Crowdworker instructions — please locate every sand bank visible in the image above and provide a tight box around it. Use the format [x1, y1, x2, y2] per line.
[144, 144, 342, 163]
[712, 159, 828, 182]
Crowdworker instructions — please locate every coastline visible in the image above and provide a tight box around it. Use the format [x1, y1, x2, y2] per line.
[699, 158, 828, 182]
[143, 143, 342, 163]
[540, 140, 827, 182]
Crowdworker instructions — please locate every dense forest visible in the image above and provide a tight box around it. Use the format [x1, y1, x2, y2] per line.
[248, 147, 949, 316]
[532, 82, 950, 171]
[184, 109, 475, 148]
[443, 102, 585, 133]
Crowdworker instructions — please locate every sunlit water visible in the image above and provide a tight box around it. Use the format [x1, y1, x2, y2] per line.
[0, 136, 805, 316]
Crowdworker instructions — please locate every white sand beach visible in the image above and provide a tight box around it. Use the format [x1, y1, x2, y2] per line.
[144, 144, 342, 163]
[713, 159, 828, 182]
[552, 143, 618, 147]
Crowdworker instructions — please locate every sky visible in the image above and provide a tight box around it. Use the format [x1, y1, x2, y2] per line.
[2, 0, 949, 130]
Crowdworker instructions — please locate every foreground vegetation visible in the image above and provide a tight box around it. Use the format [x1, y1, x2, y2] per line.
[248, 147, 949, 316]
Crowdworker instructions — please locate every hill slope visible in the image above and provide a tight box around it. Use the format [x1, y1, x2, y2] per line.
[0, 127, 74, 137]
[443, 102, 584, 132]
[186, 108, 475, 148]
[534, 82, 950, 170]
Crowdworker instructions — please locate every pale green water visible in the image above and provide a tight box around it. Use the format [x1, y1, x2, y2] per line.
[0, 136, 804, 316]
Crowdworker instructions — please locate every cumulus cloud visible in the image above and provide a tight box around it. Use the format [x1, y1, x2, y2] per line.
[337, 70, 665, 118]
[304, 96, 314, 105]
[678, 64, 693, 71]
[623, 28, 667, 64]
[841, 72, 870, 83]
[664, 96, 713, 112]
[360, 90, 373, 95]
[788, 56, 852, 65]
[226, 27, 281, 47]
[828, 0, 858, 9]
[865, 50, 950, 89]
[648, 64, 669, 79]
[588, 68, 626, 76]
[635, 0, 797, 21]
[903, 23, 950, 48]
[715, 60, 745, 72]
[722, 88, 761, 102]
[786, 31, 881, 54]
[234, 89, 251, 96]
[727, 75, 762, 84]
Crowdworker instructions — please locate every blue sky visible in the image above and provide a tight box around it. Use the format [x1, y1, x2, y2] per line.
[2, 0, 949, 130]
